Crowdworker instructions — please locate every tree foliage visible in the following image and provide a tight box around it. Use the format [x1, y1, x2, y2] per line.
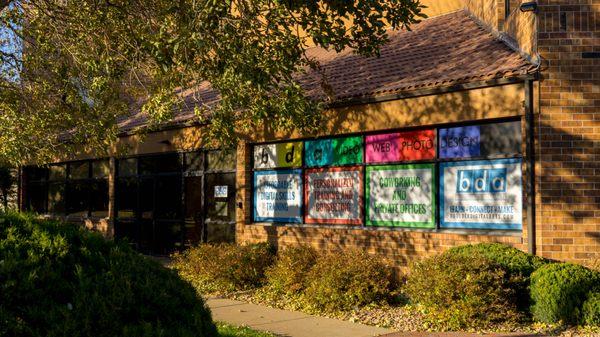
[0, 0, 424, 164]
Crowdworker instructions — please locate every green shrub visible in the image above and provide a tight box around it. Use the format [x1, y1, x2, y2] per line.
[447, 243, 547, 311]
[172, 242, 275, 295]
[0, 212, 217, 337]
[405, 251, 521, 330]
[448, 243, 546, 277]
[264, 245, 318, 297]
[530, 262, 600, 324]
[582, 292, 600, 327]
[303, 249, 394, 312]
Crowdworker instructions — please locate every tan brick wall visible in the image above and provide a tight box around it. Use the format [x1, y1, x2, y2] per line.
[536, 1, 600, 264]
[236, 84, 530, 269]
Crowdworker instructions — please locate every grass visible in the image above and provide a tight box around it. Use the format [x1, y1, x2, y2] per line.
[217, 322, 278, 337]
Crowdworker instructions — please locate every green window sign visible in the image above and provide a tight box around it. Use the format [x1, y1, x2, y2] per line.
[366, 163, 436, 228]
[305, 136, 363, 167]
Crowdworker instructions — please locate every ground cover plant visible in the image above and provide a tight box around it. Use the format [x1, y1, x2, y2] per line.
[216, 322, 277, 337]
[0, 212, 217, 337]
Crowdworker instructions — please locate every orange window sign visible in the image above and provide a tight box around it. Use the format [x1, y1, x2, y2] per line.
[397, 130, 436, 161]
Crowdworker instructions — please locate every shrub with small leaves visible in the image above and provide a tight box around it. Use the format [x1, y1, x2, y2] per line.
[303, 249, 395, 312]
[264, 245, 318, 297]
[172, 242, 275, 295]
[530, 262, 600, 324]
[447, 243, 546, 277]
[582, 292, 600, 327]
[0, 212, 217, 337]
[405, 251, 521, 330]
[447, 243, 547, 311]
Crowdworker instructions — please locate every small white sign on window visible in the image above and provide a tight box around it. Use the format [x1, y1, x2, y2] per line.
[214, 185, 228, 198]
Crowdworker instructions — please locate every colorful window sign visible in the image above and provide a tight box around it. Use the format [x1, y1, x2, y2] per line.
[305, 136, 363, 167]
[439, 121, 522, 159]
[304, 167, 363, 225]
[440, 158, 523, 230]
[253, 142, 303, 169]
[253, 170, 303, 222]
[366, 130, 435, 163]
[366, 164, 435, 228]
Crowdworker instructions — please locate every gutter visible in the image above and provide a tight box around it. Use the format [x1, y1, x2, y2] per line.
[524, 79, 536, 254]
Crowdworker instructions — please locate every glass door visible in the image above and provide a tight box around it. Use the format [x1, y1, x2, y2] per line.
[184, 175, 204, 247]
[203, 172, 236, 243]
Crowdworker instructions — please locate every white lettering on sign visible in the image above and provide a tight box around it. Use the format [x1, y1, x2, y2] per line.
[440, 159, 522, 230]
[253, 170, 302, 222]
[305, 167, 362, 225]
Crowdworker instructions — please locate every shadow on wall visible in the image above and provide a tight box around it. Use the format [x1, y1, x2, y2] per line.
[240, 83, 600, 264]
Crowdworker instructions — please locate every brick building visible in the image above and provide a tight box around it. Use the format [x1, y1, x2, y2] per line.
[18, 0, 600, 267]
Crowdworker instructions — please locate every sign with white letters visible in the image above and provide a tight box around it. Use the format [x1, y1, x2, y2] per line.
[440, 158, 522, 230]
[253, 170, 302, 222]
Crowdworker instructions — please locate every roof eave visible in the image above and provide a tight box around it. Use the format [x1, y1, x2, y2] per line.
[118, 71, 539, 137]
[327, 72, 539, 109]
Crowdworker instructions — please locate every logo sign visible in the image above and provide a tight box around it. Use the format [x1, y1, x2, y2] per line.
[440, 158, 522, 230]
[366, 164, 435, 228]
[366, 130, 435, 163]
[304, 167, 363, 225]
[253, 142, 303, 169]
[439, 121, 521, 159]
[214, 185, 228, 198]
[456, 168, 507, 194]
[305, 136, 363, 167]
[253, 170, 302, 223]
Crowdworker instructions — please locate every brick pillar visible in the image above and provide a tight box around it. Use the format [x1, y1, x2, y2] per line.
[537, 1, 600, 264]
[235, 142, 253, 243]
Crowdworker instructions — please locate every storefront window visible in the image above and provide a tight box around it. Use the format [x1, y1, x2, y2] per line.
[252, 119, 524, 231]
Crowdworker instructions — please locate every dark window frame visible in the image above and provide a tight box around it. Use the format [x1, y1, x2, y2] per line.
[115, 149, 236, 253]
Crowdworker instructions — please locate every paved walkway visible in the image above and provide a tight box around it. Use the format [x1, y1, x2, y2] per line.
[206, 297, 393, 337]
[207, 298, 543, 337]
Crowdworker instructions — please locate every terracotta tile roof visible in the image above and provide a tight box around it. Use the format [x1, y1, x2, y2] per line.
[118, 9, 537, 133]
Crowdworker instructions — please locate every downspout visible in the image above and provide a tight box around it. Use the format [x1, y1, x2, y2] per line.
[525, 79, 536, 255]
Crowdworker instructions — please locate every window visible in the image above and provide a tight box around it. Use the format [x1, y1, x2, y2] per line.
[23, 166, 47, 213]
[22, 160, 109, 217]
[115, 150, 236, 254]
[252, 119, 524, 232]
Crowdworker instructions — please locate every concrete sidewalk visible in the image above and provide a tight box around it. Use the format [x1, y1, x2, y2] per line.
[207, 298, 545, 337]
[206, 297, 393, 337]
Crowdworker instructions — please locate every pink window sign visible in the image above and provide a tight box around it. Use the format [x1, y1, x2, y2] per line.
[366, 133, 401, 163]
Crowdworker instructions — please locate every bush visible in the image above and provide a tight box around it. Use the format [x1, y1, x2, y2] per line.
[172, 242, 275, 295]
[405, 251, 521, 330]
[264, 245, 318, 297]
[0, 212, 217, 337]
[447, 243, 547, 310]
[582, 292, 600, 327]
[530, 262, 600, 324]
[303, 249, 394, 312]
[447, 243, 546, 277]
